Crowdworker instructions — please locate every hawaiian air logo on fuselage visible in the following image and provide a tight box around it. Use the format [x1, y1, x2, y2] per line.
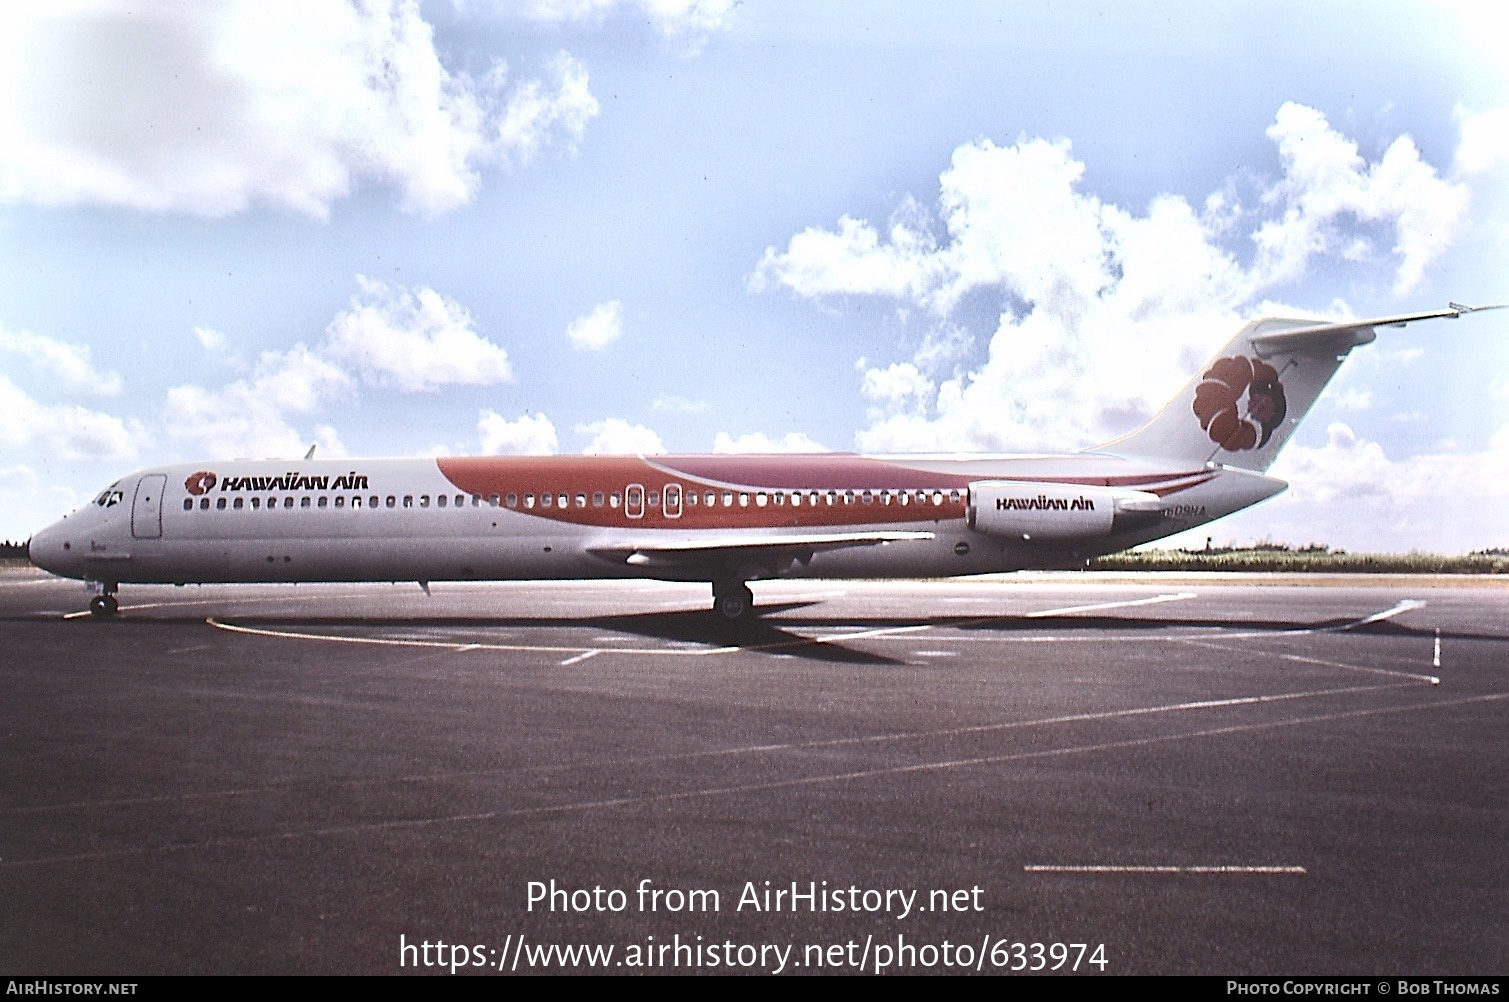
[190, 470, 372, 493]
[184, 471, 217, 496]
[1192, 356, 1288, 452]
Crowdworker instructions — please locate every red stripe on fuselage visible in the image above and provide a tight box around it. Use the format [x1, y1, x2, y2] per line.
[434, 455, 1214, 530]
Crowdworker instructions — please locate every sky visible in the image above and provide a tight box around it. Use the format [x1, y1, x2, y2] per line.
[1, 0, 1506, 552]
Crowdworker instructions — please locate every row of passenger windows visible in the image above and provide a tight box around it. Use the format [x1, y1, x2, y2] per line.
[182, 487, 964, 514]
[185, 494, 480, 511]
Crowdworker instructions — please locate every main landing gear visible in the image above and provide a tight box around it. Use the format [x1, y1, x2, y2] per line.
[89, 582, 119, 619]
[712, 580, 755, 623]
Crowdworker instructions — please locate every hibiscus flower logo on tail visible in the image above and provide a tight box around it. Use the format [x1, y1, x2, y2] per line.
[184, 471, 217, 496]
[1192, 357, 1288, 451]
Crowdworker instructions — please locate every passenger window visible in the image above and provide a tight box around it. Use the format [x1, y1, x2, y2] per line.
[791, 492, 801, 507]
[755, 492, 768, 507]
[592, 492, 603, 507]
[301, 496, 311, 508]
[182, 499, 193, 511]
[705, 492, 716, 506]
[576, 493, 587, 508]
[438, 495, 448, 508]
[386, 496, 396, 508]
[489, 494, 501, 507]
[200, 498, 209, 510]
[403, 496, 414, 508]
[233, 498, 244, 510]
[284, 496, 294, 509]
[609, 493, 621, 508]
[524, 493, 535, 508]
[336, 496, 346, 508]
[217, 497, 227, 510]
[251, 497, 261, 510]
[369, 496, 379, 508]
[419, 495, 429, 508]
[317, 496, 327, 508]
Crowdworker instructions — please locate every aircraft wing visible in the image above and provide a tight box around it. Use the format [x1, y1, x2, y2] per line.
[587, 530, 934, 575]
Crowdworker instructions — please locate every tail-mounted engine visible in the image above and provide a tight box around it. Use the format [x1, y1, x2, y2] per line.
[967, 480, 1163, 541]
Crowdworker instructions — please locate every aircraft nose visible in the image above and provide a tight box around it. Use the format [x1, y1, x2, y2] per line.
[27, 520, 79, 578]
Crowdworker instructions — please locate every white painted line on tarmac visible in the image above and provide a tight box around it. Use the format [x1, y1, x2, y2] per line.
[206, 617, 720, 658]
[1023, 592, 1197, 618]
[15, 691, 1504, 864]
[559, 650, 602, 666]
[1433, 629, 1442, 669]
[1351, 599, 1425, 627]
[1175, 637, 1441, 685]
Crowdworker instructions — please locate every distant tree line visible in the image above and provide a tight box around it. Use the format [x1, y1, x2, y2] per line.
[1, 540, 29, 560]
[1091, 545, 1509, 574]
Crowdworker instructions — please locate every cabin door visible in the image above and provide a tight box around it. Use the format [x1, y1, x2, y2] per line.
[131, 474, 166, 539]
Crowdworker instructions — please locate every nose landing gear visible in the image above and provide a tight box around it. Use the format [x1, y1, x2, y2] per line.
[89, 583, 119, 619]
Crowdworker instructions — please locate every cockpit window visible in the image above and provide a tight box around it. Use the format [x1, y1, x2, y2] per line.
[94, 490, 124, 508]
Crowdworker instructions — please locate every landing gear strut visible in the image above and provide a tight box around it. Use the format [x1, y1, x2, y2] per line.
[89, 583, 119, 619]
[712, 580, 754, 623]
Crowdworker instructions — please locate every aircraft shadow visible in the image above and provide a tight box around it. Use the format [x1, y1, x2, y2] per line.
[40, 605, 1506, 666]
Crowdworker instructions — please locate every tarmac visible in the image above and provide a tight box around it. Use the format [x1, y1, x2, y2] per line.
[2, 569, 1505, 974]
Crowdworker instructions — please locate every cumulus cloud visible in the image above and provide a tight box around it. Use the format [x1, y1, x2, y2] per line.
[192, 325, 230, 354]
[753, 103, 1478, 456]
[478, 410, 559, 455]
[0, 324, 124, 396]
[325, 276, 512, 390]
[0, 374, 141, 460]
[1454, 105, 1509, 176]
[577, 418, 666, 454]
[163, 344, 351, 458]
[712, 431, 828, 453]
[496, 53, 600, 164]
[1255, 102, 1469, 296]
[566, 300, 624, 351]
[1, 464, 86, 540]
[1252, 422, 1509, 552]
[519, 0, 736, 48]
[164, 275, 510, 457]
[0, 2, 600, 218]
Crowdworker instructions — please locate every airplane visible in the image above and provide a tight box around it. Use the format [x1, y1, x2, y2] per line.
[25, 303, 1499, 622]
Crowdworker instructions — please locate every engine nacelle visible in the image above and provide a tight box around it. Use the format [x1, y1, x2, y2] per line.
[967, 481, 1162, 541]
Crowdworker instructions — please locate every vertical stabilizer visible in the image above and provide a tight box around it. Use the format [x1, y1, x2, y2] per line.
[1098, 306, 1482, 471]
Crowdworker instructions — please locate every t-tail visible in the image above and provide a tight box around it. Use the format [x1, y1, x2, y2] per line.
[1099, 304, 1500, 471]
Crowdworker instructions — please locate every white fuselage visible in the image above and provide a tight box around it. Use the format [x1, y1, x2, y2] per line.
[27, 453, 1286, 588]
